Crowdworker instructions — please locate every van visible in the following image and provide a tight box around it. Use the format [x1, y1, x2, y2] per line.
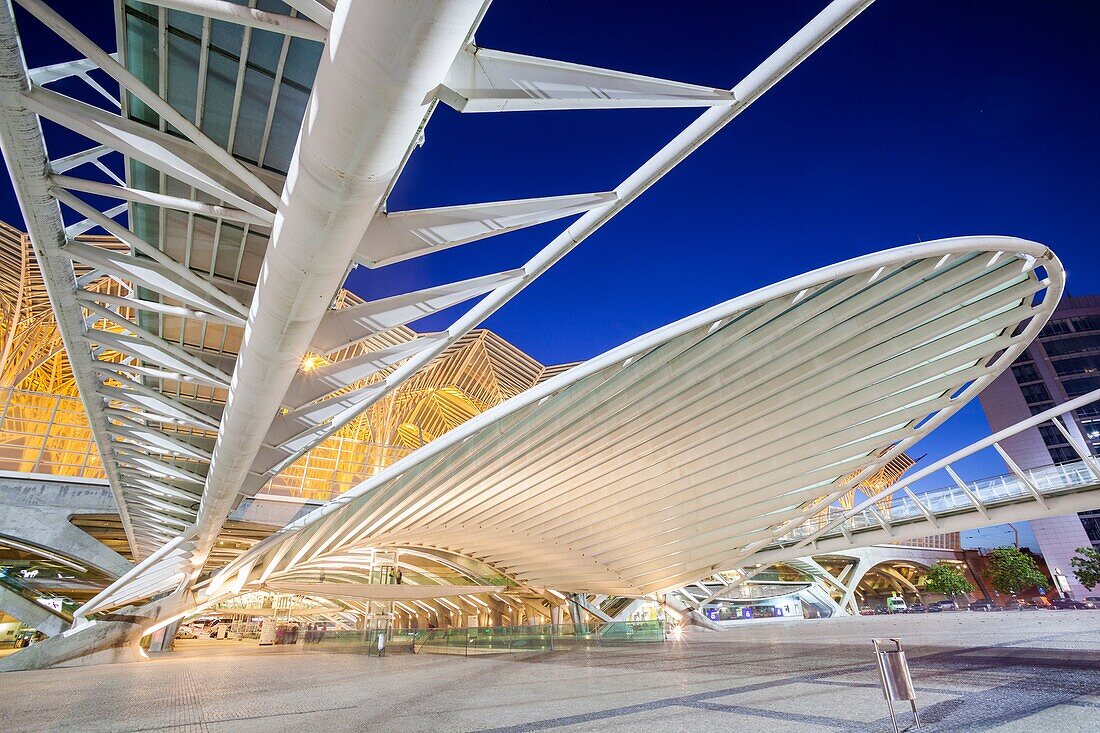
[886, 597, 907, 613]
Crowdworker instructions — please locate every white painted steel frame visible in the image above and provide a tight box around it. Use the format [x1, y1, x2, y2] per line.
[198, 238, 1063, 601]
[244, 0, 880, 507]
[0, 4, 141, 555]
[2, 0, 878, 608]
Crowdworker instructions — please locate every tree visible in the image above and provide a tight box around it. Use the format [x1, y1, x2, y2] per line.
[924, 562, 974, 602]
[986, 546, 1049, 595]
[1070, 546, 1100, 590]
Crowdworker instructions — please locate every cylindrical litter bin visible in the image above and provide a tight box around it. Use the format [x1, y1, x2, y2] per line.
[873, 638, 921, 733]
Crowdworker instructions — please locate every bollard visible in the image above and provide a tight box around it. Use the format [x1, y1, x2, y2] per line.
[872, 638, 920, 733]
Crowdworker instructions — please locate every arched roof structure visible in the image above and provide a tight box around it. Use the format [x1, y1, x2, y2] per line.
[199, 237, 1062, 600]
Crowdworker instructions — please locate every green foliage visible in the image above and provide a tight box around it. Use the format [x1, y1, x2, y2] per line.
[986, 546, 1048, 595]
[923, 562, 974, 598]
[1070, 546, 1100, 590]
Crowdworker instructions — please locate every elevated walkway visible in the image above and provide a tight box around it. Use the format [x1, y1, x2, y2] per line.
[744, 388, 1100, 569]
[759, 459, 1100, 563]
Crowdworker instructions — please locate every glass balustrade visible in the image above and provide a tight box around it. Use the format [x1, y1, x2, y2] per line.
[298, 620, 665, 656]
[773, 459, 1098, 546]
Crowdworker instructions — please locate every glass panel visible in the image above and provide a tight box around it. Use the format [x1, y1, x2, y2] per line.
[124, 8, 159, 127]
[201, 50, 240, 148]
[282, 37, 323, 89]
[231, 66, 275, 164]
[263, 82, 308, 173]
[166, 30, 201, 124]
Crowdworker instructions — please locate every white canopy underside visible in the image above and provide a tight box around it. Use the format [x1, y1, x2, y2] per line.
[206, 237, 1062, 598]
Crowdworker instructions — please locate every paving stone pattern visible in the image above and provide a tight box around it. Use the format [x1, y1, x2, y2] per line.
[3, 611, 1100, 732]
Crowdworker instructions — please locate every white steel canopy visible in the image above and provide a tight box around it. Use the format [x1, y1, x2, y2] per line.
[200, 238, 1063, 599]
[0, 0, 877, 579]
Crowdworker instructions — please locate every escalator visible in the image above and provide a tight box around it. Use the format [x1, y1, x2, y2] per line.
[599, 596, 634, 620]
[0, 572, 73, 637]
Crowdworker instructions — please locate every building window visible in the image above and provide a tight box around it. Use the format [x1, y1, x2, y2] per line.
[1043, 336, 1100, 357]
[1048, 446, 1078, 464]
[1020, 383, 1053, 404]
[1051, 355, 1100, 378]
[1070, 316, 1100, 333]
[1040, 319, 1072, 337]
[1011, 363, 1042, 384]
[1039, 425, 1069, 448]
[1080, 514, 1100, 545]
[1063, 376, 1100, 398]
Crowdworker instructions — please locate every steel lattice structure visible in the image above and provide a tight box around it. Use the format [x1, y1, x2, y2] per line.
[187, 238, 1062, 604]
[0, 221, 571, 503]
[16, 0, 1061, 657]
[1, 0, 798, 570]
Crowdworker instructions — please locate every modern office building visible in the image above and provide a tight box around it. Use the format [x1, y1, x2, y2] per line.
[978, 294, 1100, 597]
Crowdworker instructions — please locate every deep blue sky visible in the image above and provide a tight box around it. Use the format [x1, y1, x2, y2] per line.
[2, 2, 1097, 547]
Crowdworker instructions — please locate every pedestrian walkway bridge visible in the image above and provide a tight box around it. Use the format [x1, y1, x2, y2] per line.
[745, 388, 1100, 570]
[777, 459, 1099, 548]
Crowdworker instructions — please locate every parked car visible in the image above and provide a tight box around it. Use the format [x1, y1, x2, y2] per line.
[175, 626, 198, 640]
[859, 608, 877, 616]
[907, 604, 928, 614]
[886, 597, 908, 614]
[969, 600, 997, 612]
[1084, 596, 1100, 607]
[1050, 598, 1094, 610]
[1030, 596, 1054, 609]
[930, 600, 959, 611]
[1003, 597, 1036, 610]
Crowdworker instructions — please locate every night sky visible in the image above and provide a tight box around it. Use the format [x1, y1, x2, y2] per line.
[3, 1, 1097, 549]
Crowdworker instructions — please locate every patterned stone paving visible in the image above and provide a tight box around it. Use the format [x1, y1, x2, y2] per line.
[2, 611, 1099, 732]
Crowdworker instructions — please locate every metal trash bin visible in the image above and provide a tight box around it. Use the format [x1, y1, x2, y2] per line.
[873, 638, 921, 733]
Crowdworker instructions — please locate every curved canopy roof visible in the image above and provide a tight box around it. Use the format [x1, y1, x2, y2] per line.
[205, 237, 1063, 598]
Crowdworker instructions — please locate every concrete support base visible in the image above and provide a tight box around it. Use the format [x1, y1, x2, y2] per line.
[0, 592, 192, 671]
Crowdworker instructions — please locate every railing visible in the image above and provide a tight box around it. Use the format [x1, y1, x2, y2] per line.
[685, 582, 812, 603]
[413, 621, 665, 656]
[301, 627, 419, 655]
[274, 569, 518, 588]
[774, 459, 1098, 546]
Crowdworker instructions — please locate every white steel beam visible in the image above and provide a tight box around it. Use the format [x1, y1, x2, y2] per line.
[357, 193, 616, 267]
[188, 1, 489, 568]
[440, 46, 737, 112]
[137, 0, 327, 42]
[76, 289, 245, 328]
[251, 0, 880, 496]
[283, 334, 447, 410]
[24, 87, 273, 222]
[0, 4, 141, 558]
[51, 174, 273, 227]
[311, 269, 524, 354]
[16, 0, 280, 209]
[282, 0, 333, 29]
[50, 145, 113, 174]
[59, 241, 246, 323]
[994, 442, 1048, 509]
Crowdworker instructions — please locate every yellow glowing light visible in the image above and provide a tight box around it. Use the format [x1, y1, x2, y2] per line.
[301, 354, 324, 372]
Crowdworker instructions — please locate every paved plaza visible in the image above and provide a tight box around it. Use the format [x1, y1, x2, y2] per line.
[3, 612, 1100, 732]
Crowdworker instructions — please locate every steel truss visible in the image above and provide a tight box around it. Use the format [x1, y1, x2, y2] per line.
[0, 0, 874, 615]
